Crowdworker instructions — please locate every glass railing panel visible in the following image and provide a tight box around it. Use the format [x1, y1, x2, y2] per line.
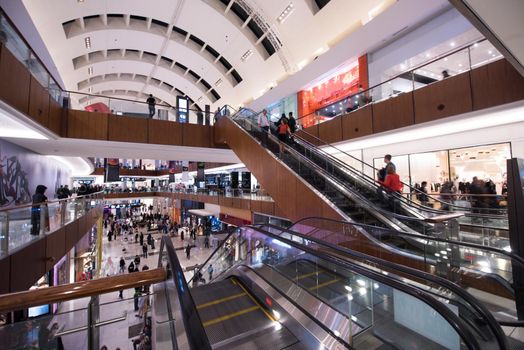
[288, 218, 519, 315]
[0, 14, 30, 66]
[470, 40, 503, 69]
[371, 75, 414, 103]
[28, 52, 49, 88]
[0, 194, 102, 258]
[412, 48, 470, 91]
[0, 305, 88, 350]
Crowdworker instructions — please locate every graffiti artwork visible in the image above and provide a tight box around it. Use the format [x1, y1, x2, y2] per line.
[0, 151, 32, 206]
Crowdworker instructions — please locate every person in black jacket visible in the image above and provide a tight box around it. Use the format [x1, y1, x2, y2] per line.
[31, 185, 48, 235]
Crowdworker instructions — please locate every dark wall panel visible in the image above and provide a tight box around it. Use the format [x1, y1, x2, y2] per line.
[108, 115, 148, 143]
[372, 92, 414, 133]
[28, 77, 50, 127]
[414, 72, 473, 124]
[471, 59, 524, 110]
[341, 105, 373, 140]
[0, 44, 30, 114]
[148, 119, 183, 145]
[10, 238, 46, 292]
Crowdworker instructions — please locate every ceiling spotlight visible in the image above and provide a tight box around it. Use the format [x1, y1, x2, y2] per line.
[277, 2, 295, 23]
[450, 42, 456, 47]
[78, 0, 85, 2]
[241, 49, 253, 62]
[87, 67, 93, 75]
[84, 36, 91, 49]
[214, 79, 223, 87]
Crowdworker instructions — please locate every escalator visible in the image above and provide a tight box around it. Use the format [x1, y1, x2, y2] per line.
[225, 108, 508, 249]
[173, 225, 512, 349]
[191, 278, 300, 349]
[214, 111, 521, 304]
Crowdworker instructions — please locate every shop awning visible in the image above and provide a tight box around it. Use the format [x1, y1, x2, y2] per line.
[187, 209, 216, 217]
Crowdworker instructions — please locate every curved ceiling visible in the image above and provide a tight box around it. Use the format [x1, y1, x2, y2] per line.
[19, 0, 447, 109]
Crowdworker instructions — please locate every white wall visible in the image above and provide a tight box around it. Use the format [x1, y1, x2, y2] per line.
[368, 8, 475, 86]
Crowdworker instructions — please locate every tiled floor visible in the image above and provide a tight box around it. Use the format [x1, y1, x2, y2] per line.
[51, 224, 216, 350]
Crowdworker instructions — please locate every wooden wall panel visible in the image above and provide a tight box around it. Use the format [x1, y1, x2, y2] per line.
[67, 110, 108, 140]
[275, 162, 297, 220]
[260, 201, 275, 215]
[48, 98, 62, 136]
[471, 59, 524, 110]
[296, 125, 321, 146]
[341, 106, 373, 140]
[182, 124, 211, 147]
[28, 77, 50, 127]
[0, 257, 10, 294]
[219, 197, 234, 208]
[0, 45, 30, 114]
[295, 184, 324, 219]
[10, 238, 46, 292]
[108, 115, 148, 143]
[414, 72, 473, 124]
[148, 119, 183, 145]
[372, 92, 414, 133]
[65, 221, 79, 252]
[318, 118, 343, 144]
[45, 228, 66, 271]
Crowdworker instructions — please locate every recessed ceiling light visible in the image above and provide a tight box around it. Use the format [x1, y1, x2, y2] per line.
[450, 42, 456, 47]
[214, 79, 222, 87]
[84, 36, 91, 49]
[277, 2, 295, 23]
[425, 53, 430, 58]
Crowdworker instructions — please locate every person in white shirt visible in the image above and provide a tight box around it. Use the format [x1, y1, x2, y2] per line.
[257, 109, 270, 146]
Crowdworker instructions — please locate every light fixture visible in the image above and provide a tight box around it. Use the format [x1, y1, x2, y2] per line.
[333, 330, 341, 337]
[277, 2, 295, 23]
[214, 79, 222, 87]
[425, 53, 430, 58]
[488, 50, 493, 55]
[78, 0, 85, 2]
[450, 42, 456, 47]
[84, 36, 91, 49]
[241, 49, 253, 62]
[87, 67, 93, 75]
[88, 87, 92, 93]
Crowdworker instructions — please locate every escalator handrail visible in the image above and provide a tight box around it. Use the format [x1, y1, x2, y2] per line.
[289, 216, 524, 267]
[241, 225, 481, 350]
[160, 236, 212, 350]
[265, 223, 510, 347]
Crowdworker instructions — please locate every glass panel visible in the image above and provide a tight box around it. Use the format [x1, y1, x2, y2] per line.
[27, 52, 49, 88]
[470, 40, 503, 69]
[413, 48, 470, 91]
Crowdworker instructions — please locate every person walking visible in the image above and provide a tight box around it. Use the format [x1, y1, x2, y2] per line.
[139, 232, 144, 246]
[142, 243, 148, 259]
[31, 185, 48, 236]
[146, 94, 156, 118]
[119, 257, 126, 273]
[208, 264, 214, 282]
[185, 243, 192, 260]
[277, 118, 291, 155]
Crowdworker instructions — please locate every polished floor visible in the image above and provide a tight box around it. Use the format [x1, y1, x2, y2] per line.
[52, 224, 215, 350]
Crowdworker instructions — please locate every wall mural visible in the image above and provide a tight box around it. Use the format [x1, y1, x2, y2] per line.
[0, 139, 71, 207]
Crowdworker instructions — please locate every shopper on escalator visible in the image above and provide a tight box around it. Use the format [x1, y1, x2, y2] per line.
[377, 167, 403, 211]
[257, 109, 270, 146]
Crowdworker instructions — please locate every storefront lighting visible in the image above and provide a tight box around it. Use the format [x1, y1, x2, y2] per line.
[277, 3, 295, 23]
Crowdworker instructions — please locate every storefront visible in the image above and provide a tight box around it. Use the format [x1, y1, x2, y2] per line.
[373, 142, 511, 197]
[74, 227, 98, 281]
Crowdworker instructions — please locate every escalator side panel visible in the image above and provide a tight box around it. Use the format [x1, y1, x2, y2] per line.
[214, 115, 344, 223]
[228, 265, 353, 349]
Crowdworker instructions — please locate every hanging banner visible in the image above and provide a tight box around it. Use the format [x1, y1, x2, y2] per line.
[181, 160, 189, 182]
